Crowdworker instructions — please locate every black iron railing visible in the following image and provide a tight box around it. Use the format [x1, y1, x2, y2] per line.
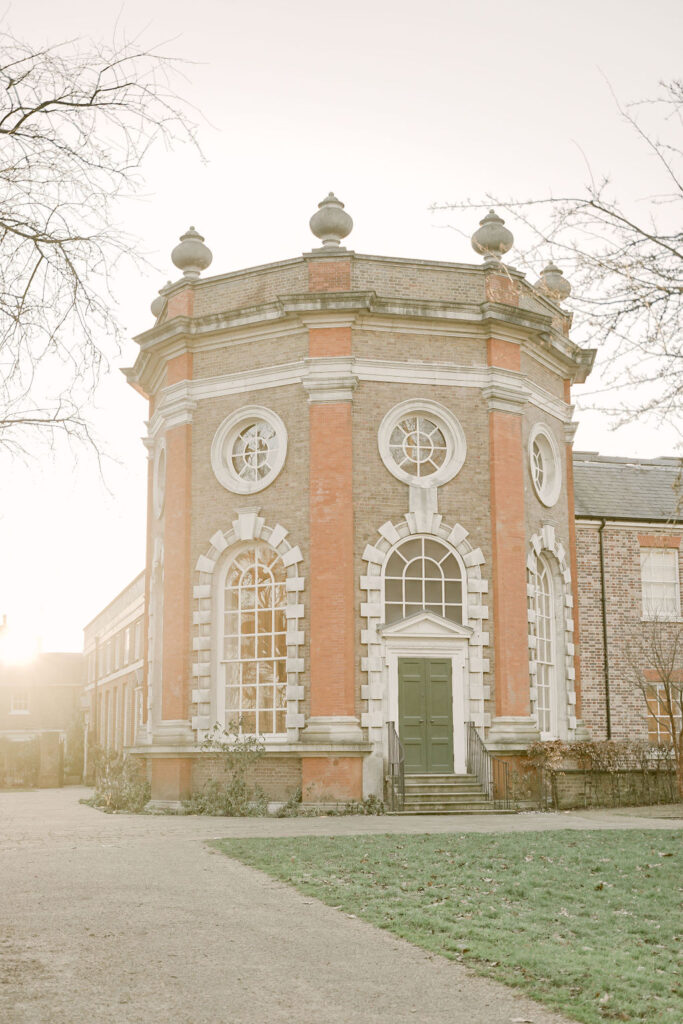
[466, 721, 511, 809]
[386, 721, 405, 811]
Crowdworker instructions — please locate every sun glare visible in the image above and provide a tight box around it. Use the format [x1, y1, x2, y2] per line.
[0, 624, 40, 666]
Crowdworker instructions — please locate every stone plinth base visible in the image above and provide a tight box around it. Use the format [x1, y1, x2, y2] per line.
[486, 716, 541, 753]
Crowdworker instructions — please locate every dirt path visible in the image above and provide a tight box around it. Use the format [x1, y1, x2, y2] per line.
[1, 788, 680, 1024]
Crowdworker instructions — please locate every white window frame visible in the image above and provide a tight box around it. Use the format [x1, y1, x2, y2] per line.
[211, 406, 288, 495]
[378, 399, 467, 489]
[382, 534, 467, 626]
[645, 682, 683, 744]
[216, 541, 289, 737]
[528, 423, 562, 508]
[532, 554, 556, 738]
[640, 547, 681, 620]
[10, 690, 29, 715]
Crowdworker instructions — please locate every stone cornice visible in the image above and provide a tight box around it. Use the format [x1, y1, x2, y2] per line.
[146, 357, 573, 436]
[148, 385, 197, 436]
[482, 379, 532, 414]
[301, 357, 358, 403]
[125, 290, 595, 395]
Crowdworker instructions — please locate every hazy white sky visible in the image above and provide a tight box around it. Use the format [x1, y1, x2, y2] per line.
[2, 0, 682, 652]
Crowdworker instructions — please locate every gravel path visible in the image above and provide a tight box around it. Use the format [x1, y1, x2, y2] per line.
[1, 788, 680, 1024]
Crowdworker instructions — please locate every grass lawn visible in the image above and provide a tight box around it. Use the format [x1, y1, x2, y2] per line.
[214, 829, 681, 1024]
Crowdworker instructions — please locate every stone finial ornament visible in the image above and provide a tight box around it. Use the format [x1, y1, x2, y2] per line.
[150, 280, 173, 319]
[171, 227, 213, 279]
[471, 209, 514, 264]
[537, 262, 571, 303]
[309, 192, 353, 248]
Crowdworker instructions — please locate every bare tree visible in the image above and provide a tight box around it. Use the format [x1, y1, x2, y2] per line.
[0, 28, 199, 456]
[626, 618, 683, 796]
[435, 80, 683, 427]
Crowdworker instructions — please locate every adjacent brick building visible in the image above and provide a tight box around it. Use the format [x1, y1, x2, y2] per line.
[574, 453, 683, 744]
[82, 572, 145, 774]
[86, 196, 682, 806]
[0, 651, 84, 786]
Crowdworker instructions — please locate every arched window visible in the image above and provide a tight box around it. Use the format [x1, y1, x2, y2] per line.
[532, 555, 555, 736]
[383, 537, 464, 625]
[220, 542, 288, 735]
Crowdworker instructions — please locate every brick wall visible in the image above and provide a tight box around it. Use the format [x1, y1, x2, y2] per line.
[191, 754, 301, 802]
[576, 522, 683, 741]
[136, 248, 582, 796]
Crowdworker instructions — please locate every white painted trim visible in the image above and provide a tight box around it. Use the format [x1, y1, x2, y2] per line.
[576, 519, 683, 531]
[192, 513, 305, 742]
[527, 528, 576, 740]
[148, 358, 572, 436]
[210, 406, 288, 495]
[360, 515, 490, 772]
[384, 637, 469, 774]
[528, 423, 562, 508]
[377, 398, 467, 489]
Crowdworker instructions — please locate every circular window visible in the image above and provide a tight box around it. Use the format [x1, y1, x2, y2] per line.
[389, 416, 448, 477]
[378, 399, 466, 488]
[211, 406, 287, 494]
[153, 439, 166, 518]
[528, 423, 561, 507]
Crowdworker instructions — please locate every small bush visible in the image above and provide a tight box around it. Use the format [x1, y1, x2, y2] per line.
[184, 777, 268, 816]
[343, 794, 385, 815]
[183, 721, 268, 817]
[89, 749, 150, 812]
[274, 786, 303, 817]
[526, 738, 679, 808]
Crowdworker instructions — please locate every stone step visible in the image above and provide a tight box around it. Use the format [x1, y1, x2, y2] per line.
[405, 798, 491, 806]
[405, 792, 485, 801]
[405, 786, 485, 794]
[390, 807, 517, 816]
[405, 770, 475, 778]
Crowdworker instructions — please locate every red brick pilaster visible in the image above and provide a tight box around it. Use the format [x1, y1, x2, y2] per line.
[303, 257, 362, 800]
[308, 398, 355, 718]
[151, 352, 194, 802]
[485, 338, 537, 748]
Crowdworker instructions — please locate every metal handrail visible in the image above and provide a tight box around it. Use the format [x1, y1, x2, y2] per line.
[386, 721, 405, 811]
[466, 721, 511, 809]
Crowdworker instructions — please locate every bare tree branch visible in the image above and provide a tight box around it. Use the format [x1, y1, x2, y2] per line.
[0, 27, 201, 455]
[433, 80, 683, 427]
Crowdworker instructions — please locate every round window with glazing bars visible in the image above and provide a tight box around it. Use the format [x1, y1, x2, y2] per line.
[388, 416, 448, 477]
[231, 421, 279, 483]
[211, 406, 288, 494]
[378, 399, 466, 488]
[528, 424, 561, 507]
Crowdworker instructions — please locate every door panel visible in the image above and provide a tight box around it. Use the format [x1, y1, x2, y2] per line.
[398, 658, 453, 773]
[398, 659, 427, 773]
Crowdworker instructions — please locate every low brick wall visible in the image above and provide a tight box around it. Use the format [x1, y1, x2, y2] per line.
[552, 768, 678, 809]
[191, 753, 302, 802]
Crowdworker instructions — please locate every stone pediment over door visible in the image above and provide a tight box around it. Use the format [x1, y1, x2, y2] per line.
[380, 609, 473, 641]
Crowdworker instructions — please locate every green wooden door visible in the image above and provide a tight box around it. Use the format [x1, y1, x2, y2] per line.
[398, 658, 453, 774]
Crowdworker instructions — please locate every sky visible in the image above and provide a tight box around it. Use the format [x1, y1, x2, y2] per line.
[1, 0, 682, 654]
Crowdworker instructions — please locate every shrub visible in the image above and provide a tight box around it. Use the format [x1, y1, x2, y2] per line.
[89, 748, 150, 812]
[183, 721, 267, 817]
[184, 776, 268, 816]
[525, 738, 679, 808]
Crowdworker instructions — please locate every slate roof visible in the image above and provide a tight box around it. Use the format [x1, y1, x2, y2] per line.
[573, 452, 683, 521]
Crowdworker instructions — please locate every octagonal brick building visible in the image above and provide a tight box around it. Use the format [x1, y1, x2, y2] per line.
[125, 197, 595, 807]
